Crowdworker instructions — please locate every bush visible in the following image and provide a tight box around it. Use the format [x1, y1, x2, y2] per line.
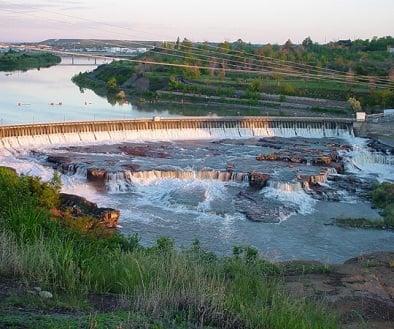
[347, 97, 362, 111]
[279, 83, 297, 95]
[371, 182, 394, 209]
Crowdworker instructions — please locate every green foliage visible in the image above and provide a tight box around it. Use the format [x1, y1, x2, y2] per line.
[72, 36, 394, 110]
[106, 77, 119, 93]
[279, 83, 297, 95]
[0, 51, 61, 72]
[182, 66, 200, 79]
[371, 182, 394, 209]
[348, 97, 362, 111]
[248, 78, 263, 93]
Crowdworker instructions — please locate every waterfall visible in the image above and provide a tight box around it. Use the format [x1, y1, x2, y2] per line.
[263, 180, 316, 215]
[344, 141, 394, 181]
[0, 119, 354, 152]
[351, 149, 394, 167]
[105, 169, 248, 193]
[268, 180, 304, 192]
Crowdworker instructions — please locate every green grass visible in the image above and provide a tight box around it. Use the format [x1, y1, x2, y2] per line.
[0, 167, 339, 328]
[0, 310, 176, 329]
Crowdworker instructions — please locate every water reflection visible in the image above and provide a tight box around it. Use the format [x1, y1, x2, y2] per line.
[0, 56, 175, 124]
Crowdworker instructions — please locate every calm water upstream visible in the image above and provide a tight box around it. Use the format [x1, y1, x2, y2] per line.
[0, 57, 175, 124]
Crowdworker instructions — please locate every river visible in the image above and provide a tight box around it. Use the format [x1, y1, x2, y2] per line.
[0, 56, 175, 124]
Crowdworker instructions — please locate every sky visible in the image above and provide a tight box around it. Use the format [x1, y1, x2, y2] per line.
[0, 0, 393, 44]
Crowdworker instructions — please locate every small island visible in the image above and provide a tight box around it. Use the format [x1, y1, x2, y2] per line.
[0, 50, 61, 72]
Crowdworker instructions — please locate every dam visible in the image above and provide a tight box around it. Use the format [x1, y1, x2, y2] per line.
[0, 116, 355, 149]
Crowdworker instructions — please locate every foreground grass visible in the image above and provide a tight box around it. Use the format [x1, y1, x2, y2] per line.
[0, 167, 338, 328]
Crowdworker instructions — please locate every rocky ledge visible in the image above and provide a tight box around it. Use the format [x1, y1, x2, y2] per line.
[256, 150, 345, 173]
[283, 252, 394, 328]
[56, 193, 120, 229]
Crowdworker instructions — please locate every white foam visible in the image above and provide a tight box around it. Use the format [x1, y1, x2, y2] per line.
[262, 181, 316, 215]
[123, 177, 230, 216]
[0, 123, 354, 154]
[343, 139, 394, 182]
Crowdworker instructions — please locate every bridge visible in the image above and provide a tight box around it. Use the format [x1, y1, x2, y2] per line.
[0, 116, 356, 149]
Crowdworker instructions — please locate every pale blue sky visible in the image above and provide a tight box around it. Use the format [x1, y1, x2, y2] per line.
[0, 0, 393, 43]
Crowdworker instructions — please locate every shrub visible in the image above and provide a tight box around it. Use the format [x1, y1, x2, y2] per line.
[371, 182, 394, 209]
[279, 83, 297, 95]
[347, 97, 362, 111]
[106, 77, 119, 93]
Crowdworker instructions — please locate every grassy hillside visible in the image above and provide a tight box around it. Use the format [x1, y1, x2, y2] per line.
[0, 167, 338, 328]
[72, 37, 394, 113]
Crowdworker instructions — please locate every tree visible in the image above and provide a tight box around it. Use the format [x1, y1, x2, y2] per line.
[302, 37, 313, 49]
[348, 97, 362, 111]
[261, 44, 274, 57]
[219, 41, 231, 53]
[106, 77, 118, 93]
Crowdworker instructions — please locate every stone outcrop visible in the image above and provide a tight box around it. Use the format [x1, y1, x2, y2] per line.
[257, 151, 345, 173]
[119, 145, 170, 158]
[282, 252, 394, 328]
[248, 172, 270, 190]
[367, 140, 394, 155]
[87, 168, 107, 183]
[235, 191, 292, 223]
[59, 193, 120, 229]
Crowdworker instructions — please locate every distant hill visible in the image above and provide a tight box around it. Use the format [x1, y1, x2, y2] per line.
[37, 39, 162, 49]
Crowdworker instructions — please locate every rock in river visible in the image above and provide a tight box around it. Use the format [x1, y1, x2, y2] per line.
[248, 171, 270, 190]
[59, 193, 120, 229]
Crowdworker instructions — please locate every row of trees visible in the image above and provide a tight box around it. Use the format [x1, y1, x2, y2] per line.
[161, 36, 393, 77]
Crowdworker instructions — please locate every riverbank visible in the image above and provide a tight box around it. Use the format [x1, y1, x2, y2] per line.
[0, 252, 393, 329]
[0, 51, 61, 72]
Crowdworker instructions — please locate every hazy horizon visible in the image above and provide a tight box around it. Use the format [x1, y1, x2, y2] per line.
[0, 0, 393, 44]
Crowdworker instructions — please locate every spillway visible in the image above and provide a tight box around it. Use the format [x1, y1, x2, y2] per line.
[0, 117, 354, 151]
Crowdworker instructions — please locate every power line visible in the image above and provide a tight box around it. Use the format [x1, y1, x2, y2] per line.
[18, 4, 393, 85]
[2, 6, 393, 88]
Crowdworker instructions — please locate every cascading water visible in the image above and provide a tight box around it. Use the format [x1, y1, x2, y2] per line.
[0, 119, 354, 152]
[344, 140, 394, 181]
[106, 170, 249, 193]
[262, 180, 316, 215]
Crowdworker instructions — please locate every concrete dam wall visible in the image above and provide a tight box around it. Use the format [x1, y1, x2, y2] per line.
[0, 117, 355, 150]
